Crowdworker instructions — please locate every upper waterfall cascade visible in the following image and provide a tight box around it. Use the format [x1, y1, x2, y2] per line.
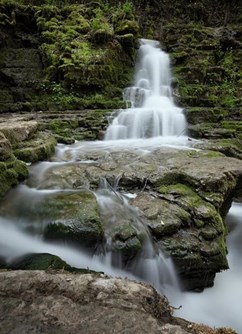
[105, 39, 187, 140]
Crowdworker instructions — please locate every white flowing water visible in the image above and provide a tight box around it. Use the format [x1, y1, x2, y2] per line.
[0, 217, 137, 280]
[0, 182, 179, 298]
[105, 39, 187, 140]
[94, 178, 179, 295]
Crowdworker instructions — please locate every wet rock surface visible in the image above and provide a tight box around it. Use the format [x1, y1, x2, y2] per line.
[3, 142, 239, 290]
[0, 108, 242, 290]
[0, 270, 236, 334]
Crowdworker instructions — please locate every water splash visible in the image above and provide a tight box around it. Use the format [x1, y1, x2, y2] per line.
[105, 39, 186, 140]
[0, 217, 135, 279]
[94, 177, 179, 293]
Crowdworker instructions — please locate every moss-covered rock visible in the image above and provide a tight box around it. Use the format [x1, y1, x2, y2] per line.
[0, 131, 12, 161]
[131, 193, 187, 237]
[0, 120, 38, 145]
[41, 191, 104, 249]
[130, 183, 228, 290]
[0, 1, 138, 113]
[13, 131, 57, 162]
[106, 221, 142, 262]
[8, 253, 97, 273]
[10, 253, 73, 271]
[194, 138, 242, 160]
[0, 158, 28, 198]
[34, 2, 137, 106]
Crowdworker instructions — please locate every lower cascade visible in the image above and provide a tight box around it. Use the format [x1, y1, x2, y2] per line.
[105, 39, 187, 140]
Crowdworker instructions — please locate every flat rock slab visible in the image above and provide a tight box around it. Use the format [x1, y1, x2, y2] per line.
[0, 118, 38, 143]
[0, 270, 235, 334]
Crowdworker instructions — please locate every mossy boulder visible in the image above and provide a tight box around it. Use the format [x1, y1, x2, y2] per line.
[130, 185, 228, 290]
[13, 132, 56, 163]
[131, 193, 187, 237]
[105, 220, 142, 263]
[7, 253, 98, 273]
[194, 138, 242, 160]
[159, 230, 228, 290]
[0, 120, 38, 145]
[41, 191, 104, 250]
[0, 131, 12, 161]
[0, 158, 28, 198]
[9, 253, 73, 271]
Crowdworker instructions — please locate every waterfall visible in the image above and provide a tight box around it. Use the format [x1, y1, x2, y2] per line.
[105, 39, 186, 140]
[2, 36, 240, 332]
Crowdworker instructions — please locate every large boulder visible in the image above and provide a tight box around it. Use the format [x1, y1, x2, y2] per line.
[0, 190, 105, 250]
[0, 270, 235, 334]
[15, 145, 242, 290]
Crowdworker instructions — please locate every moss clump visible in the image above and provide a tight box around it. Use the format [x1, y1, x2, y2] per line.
[10, 253, 72, 271]
[49, 119, 78, 137]
[0, 158, 28, 198]
[39, 191, 104, 249]
[110, 221, 142, 261]
[157, 183, 225, 232]
[8, 253, 98, 274]
[196, 138, 242, 160]
[13, 132, 56, 163]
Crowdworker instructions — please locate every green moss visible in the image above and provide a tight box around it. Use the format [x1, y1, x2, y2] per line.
[200, 226, 218, 240]
[11, 253, 72, 271]
[157, 183, 225, 234]
[49, 119, 77, 136]
[199, 138, 242, 160]
[89, 8, 113, 43]
[0, 158, 28, 198]
[114, 19, 139, 36]
[202, 151, 225, 158]
[34, 1, 137, 105]
[38, 191, 104, 248]
[221, 121, 242, 132]
[14, 160, 29, 180]
[8, 253, 98, 273]
[0, 1, 138, 111]
[14, 133, 56, 163]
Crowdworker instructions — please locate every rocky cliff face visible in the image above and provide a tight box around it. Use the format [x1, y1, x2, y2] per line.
[1, 0, 241, 145]
[0, 1, 137, 113]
